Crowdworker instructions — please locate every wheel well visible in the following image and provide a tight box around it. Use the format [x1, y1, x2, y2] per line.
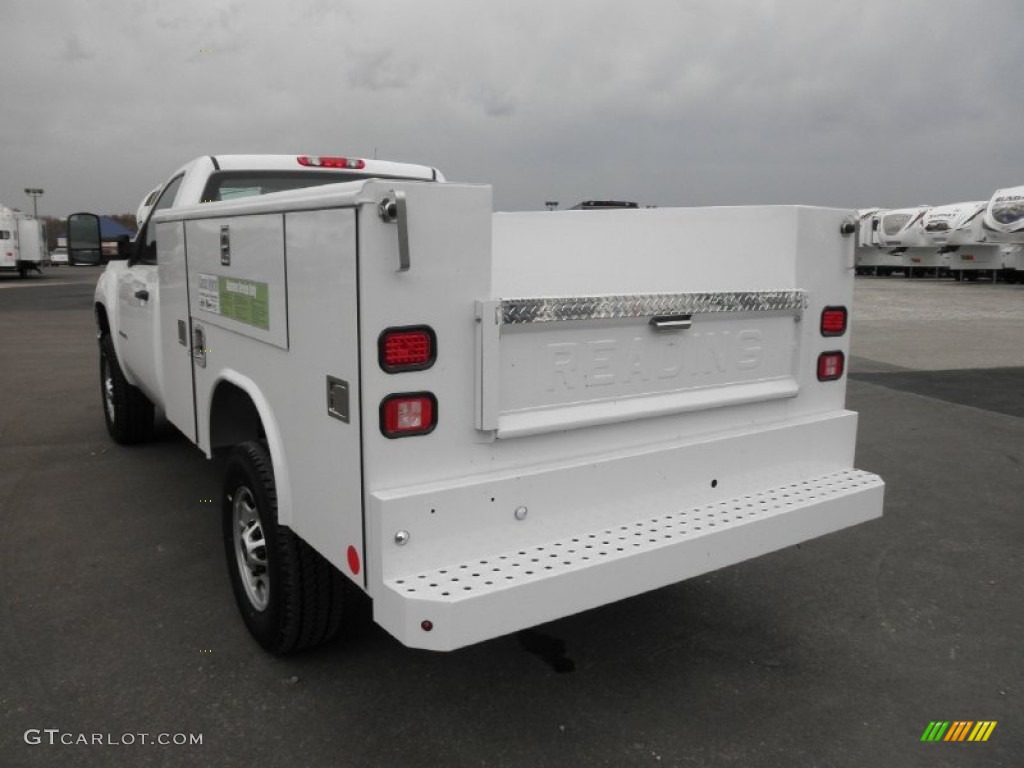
[95, 303, 111, 336]
[210, 382, 265, 450]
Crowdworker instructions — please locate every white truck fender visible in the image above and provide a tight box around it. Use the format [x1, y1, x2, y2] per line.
[93, 264, 138, 383]
[204, 369, 293, 527]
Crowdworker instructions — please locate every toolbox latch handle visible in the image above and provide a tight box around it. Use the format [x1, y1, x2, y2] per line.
[649, 314, 693, 331]
[378, 190, 410, 272]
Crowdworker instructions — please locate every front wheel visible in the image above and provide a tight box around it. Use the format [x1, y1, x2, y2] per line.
[99, 334, 153, 444]
[222, 441, 346, 654]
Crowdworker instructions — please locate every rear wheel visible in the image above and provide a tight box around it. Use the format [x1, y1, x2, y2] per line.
[99, 334, 153, 444]
[223, 441, 346, 654]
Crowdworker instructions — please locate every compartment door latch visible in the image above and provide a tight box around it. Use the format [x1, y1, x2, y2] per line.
[326, 376, 350, 423]
[192, 324, 207, 368]
[378, 190, 410, 272]
[220, 225, 231, 266]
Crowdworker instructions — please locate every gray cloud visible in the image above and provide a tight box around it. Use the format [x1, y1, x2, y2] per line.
[2, 0, 1022, 218]
[60, 33, 95, 62]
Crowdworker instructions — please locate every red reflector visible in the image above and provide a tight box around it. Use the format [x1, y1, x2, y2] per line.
[820, 306, 848, 336]
[297, 155, 366, 170]
[379, 326, 436, 372]
[817, 351, 845, 381]
[381, 393, 437, 438]
[346, 545, 361, 575]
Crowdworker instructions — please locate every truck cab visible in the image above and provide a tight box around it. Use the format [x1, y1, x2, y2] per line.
[95, 154, 444, 419]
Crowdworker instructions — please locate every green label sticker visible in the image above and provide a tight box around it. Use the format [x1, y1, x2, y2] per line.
[217, 277, 269, 330]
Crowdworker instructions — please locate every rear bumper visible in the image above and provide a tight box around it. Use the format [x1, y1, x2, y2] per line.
[373, 466, 883, 651]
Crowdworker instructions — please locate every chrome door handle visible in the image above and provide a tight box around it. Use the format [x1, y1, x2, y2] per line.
[649, 314, 692, 331]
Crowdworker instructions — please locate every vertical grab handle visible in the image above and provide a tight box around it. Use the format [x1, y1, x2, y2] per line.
[378, 190, 410, 272]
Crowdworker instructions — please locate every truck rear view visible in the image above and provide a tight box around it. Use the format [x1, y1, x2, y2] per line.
[81, 177, 884, 654]
[357, 192, 883, 650]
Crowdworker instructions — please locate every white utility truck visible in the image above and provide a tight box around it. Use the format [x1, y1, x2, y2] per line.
[0, 206, 47, 276]
[70, 154, 884, 654]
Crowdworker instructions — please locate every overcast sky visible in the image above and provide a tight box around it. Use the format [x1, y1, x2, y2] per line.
[2, 0, 1022, 219]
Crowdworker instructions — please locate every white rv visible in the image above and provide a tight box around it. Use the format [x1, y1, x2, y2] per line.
[919, 202, 1001, 280]
[0, 206, 46, 277]
[877, 205, 941, 277]
[983, 185, 1024, 242]
[854, 208, 905, 276]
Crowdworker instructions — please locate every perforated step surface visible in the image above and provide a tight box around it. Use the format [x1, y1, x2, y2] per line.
[386, 469, 882, 602]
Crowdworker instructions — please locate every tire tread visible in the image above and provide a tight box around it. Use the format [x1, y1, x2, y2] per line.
[226, 441, 345, 654]
[100, 334, 153, 445]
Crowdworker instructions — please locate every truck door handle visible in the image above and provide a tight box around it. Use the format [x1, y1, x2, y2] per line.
[134, 289, 150, 301]
[649, 314, 692, 331]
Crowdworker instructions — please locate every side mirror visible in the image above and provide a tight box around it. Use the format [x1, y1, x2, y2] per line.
[67, 213, 103, 265]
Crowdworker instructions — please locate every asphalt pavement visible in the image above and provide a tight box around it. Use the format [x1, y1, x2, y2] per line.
[1, 268, 1021, 767]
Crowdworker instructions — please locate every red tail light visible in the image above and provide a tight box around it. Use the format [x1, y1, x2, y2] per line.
[817, 351, 845, 381]
[380, 393, 437, 438]
[820, 306, 848, 337]
[297, 155, 366, 169]
[379, 326, 436, 372]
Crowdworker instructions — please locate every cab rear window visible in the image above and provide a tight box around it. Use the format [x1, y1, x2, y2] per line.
[200, 171, 374, 203]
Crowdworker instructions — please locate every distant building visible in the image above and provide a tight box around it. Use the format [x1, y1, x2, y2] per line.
[570, 200, 640, 210]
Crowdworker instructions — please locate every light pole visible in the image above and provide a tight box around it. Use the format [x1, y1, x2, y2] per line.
[24, 188, 44, 219]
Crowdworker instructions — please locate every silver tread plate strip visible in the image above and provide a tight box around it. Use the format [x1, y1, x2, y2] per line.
[500, 290, 807, 325]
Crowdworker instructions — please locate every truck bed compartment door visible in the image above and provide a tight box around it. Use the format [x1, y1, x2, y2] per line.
[477, 291, 807, 438]
[156, 220, 196, 441]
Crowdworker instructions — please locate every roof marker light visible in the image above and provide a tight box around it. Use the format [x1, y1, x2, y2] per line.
[297, 156, 366, 170]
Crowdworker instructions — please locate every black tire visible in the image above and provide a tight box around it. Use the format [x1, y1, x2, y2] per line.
[99, 334, 154, 444]
[222, 441, 346, 654]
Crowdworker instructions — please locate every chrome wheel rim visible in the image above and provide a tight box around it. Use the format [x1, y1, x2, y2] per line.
[102, 356, 116, 422]
[232, 487, 269, 611]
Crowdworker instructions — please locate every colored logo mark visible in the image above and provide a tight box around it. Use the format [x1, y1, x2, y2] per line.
[920, 721, 997, 742]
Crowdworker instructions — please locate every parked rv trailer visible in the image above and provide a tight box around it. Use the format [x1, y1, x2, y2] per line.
[877, 206, 939, 277]
[0, 206, 46, 277]
[919, 202, 1001, 281]
[983, 185, 1024, 242]
[1000, 245, 1024, 283]
[855, 208, 907, 275]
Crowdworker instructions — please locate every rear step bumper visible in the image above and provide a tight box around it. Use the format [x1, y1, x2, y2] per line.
[375, 468, 883, 651]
